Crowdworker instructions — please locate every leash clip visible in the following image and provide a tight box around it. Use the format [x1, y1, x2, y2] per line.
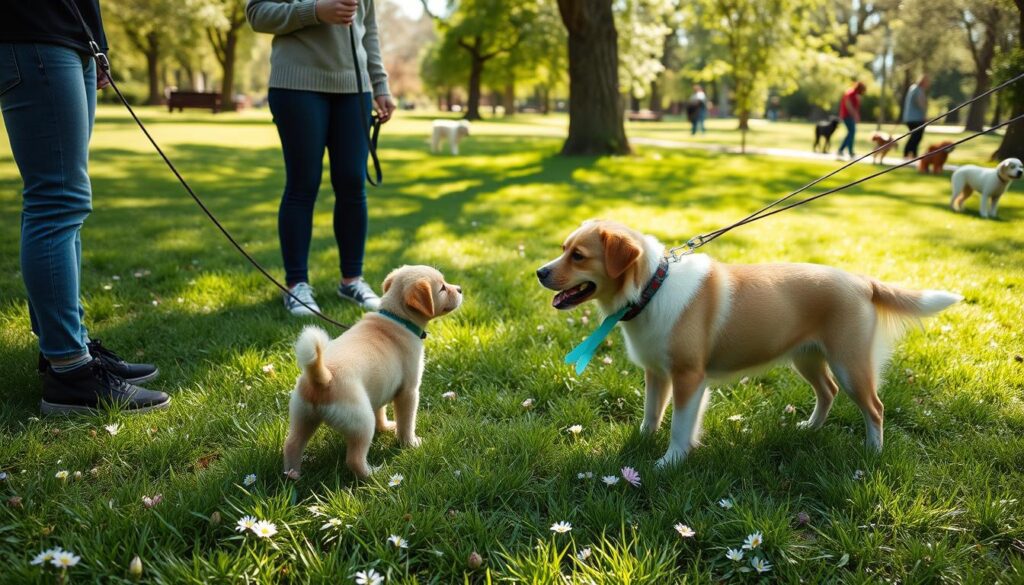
[666, 235, 705, 262]
[89, 41, 110, 73]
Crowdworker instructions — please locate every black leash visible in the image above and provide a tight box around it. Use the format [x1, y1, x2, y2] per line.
[668, 71, 1024, 258]
[349, 25, 383, 186]
[61, 0, 351, 329]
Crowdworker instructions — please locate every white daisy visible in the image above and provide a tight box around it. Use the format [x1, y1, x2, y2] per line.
[727, 414, 743, 422]
[235, 515, 257, 532]
[441, 391, 457, 400]
[725, 548, 744, 561]
[784, 404, 796, 414]
[31, 548, 62, 566]
[742, 531, 763, 550]
[387, 534, 408, 549]
[601, 475, 620, 486]
[576, 547, 592, 561]
[262, 363, 275, 374]
[577, 471, 593, 480]
[550, 521, 572, 534]
[321, 518, 344, 531]
[50, 550, 81, 568]
[751, 556, 772, 573]
[388, 474, 404, 487]
[104, 423, 120, 436]
[521, 398, 535, 409]
[243, 474, 257, 486]
[0, 471, 7, 481]
[354, 569, 384, 585]
[601, 356, 612, 365]
[567, 425, 583, 435]
[55, 470, 69, 480]
[252, 520, 278, 538]
[674, 523, 695, 538]
[718, 498, 734, 509]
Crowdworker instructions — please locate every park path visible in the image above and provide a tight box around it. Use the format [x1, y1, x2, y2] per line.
[628, 136, 961, 170]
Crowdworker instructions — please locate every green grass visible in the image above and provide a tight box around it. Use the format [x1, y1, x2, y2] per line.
[1, 106, 1023, 583]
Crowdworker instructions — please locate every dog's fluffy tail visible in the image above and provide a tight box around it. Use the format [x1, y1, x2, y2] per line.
[295, 326, 332, 393]
[866, 280, 962, 380]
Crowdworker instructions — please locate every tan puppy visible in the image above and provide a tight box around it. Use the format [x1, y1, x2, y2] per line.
[870, 132, 896, 164]
[283, 266, 462, 479]
[537, 220, 960, 467]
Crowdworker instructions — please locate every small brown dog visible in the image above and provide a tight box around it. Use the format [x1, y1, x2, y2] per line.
[918, 141, 954, 174]
[870, 132, 896, 164]
[283, 266, 462, 479]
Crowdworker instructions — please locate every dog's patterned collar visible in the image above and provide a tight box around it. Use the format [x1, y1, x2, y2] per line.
[378, 309, 427, 339]
[620, 256, 671, 322]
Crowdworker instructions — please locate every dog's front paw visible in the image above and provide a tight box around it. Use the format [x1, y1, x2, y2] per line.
[377, 420, 397, 433]
[655, 451, 687, 470]
[401, 436, 422, 448]
[796, 419, 816, 430]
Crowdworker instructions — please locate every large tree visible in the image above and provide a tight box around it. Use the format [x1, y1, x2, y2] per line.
[993, 0, 1024, 160]
[107, 0, 182, 105]
[960, 1, 1010, 131]
[557, 0, 630, 155]
[200, 0, 248, 109]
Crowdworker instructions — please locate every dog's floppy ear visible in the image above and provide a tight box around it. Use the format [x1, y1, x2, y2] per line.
[600, 228, 642, 279]
[404, 278, 434, 317]
[382, 272, 396, 294]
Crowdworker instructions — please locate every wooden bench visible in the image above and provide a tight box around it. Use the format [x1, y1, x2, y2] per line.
[627, 110, 663, 122]
[167, 91, 222, 113]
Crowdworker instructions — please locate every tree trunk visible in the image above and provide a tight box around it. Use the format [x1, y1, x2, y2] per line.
[965, 72, 992, 131]
[557, 0, 629, 155]
[990, 97, 1002, 126]
[503, 82, 515, 117]
[145, 38, 161, 105]
[964, 9, 999, 132]
[649, 80, 662, 113]
[465, 53, 484, 120]
[994, 0, 1024, 160]
[219, 31, 238, 112]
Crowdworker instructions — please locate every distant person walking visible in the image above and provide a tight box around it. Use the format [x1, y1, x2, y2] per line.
[837, 81, 865, 158]
[903, 75, 929, 158]
[689, 84, 707, 135]
[247, 0, 395, 316]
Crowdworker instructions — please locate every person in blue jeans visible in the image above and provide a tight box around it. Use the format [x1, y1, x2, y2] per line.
[247, 0, 396, 317]
[0, 0, 169, 414]
[837, 81, 865, 159]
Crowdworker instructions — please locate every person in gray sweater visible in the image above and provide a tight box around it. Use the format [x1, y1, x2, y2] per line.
[247, 0, 395, 315]
[902, 74, 929, 158]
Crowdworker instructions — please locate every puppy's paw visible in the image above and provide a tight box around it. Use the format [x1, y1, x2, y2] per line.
[377, 420, 397, 433]
[796, 419, 815, 430]
[655, 451, 687, 470]
[402, 436, 422, 448]
[283, 468, 301, 481]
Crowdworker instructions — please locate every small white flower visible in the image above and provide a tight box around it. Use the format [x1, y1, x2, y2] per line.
[601, 475, 620, 486]
[387, 534, 409, 549]
[725, 548, 744, 561]
[853, 469, 865, 481]
[102, 284, 112, 290]
[354, 569, 384, 585]
[577, 471, 593, 480]
[321, 518, 344, 531]
[576, 547, 592, 561]
[388, 474, 403, 487]
[31, 548, 62, 566]
[742, 531, 763, 550]
[784, 404, 796, 414]
[441, 391, 457, 400]
[308, 505, 324, 517]
[718, 498, 733, 509]
[252, 520, 277, 538]
[235, 515, 257, 532]
[262, 364, 275, 374]
[453, 469, 461, 477]
[751, 556, 772, 573]
[727, 414, 743, 422]
[601, 355, 612, 365]
[521, 398, 535, 409]
[0, 471, 7, 481]
[55, 470, 69, 480]
[739, 376, 751, 384]
[243, 474, 257, 486]
[50, 550, 81, 568]
[674, 523, 695, 538]
[73, 471, 82, 480]
[567, 425, 583, 435]
[550, 521, 572, 534]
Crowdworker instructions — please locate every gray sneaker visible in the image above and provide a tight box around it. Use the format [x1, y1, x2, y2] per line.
[284, 282, 321, 317]
[338, 278, 381, 311]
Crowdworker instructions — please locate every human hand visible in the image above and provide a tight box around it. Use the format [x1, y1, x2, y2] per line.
[374, 95, 396, 123]
[97, 70, 110, 90]
[315, 0, 358, 26]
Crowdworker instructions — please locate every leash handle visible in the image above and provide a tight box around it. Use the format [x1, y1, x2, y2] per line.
[349, 23, 383, 186]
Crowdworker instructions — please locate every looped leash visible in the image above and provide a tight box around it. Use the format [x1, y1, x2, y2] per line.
[348, 25, 383, 186]
[62, 0, 350, 331]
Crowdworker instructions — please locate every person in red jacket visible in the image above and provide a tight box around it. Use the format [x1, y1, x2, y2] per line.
[837, 81, 866, 159]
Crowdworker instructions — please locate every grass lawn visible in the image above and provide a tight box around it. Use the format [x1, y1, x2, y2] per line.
[2, 106, 1023, 583]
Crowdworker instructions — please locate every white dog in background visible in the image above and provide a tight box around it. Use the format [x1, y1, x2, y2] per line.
[431, 119, 471, 155]
[950, 157, 1023, 219]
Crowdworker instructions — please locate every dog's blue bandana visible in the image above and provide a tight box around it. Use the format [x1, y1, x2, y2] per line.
[564, 257, 671, 374]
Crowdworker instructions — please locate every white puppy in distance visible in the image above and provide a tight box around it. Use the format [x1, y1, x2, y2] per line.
[950, 158, 1023, 219]
[431, 119, 471, 155]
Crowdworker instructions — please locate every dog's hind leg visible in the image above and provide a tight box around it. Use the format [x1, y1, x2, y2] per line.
[828, 353, 884, 452]
[640, 369, 672, 433]
[792, 349, 839, 430]
[283, 394, 322, 479]
[375, 406, 396, 432]
[656, 371, 708, 468]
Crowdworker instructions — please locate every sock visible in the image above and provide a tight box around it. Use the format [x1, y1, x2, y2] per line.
[50, 352, 92, 374]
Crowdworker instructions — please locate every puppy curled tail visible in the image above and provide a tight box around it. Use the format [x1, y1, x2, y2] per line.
[295, 326, 332, 394]
[866, 280, 962, 376]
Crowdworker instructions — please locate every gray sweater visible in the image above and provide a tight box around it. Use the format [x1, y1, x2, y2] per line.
[246, 0, 390, 97]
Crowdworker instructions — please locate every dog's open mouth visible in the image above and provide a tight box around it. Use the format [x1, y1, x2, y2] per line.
[553, 282, 596, 309]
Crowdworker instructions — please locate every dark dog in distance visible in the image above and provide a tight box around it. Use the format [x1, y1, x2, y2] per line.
[814, 116, 840, 153]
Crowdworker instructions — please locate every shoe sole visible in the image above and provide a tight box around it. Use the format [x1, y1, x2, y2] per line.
[40, 396, 172, 416]
[126, 368, 160, 385]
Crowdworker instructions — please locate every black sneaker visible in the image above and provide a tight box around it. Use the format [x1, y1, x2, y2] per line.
[40, 358, 171, 415]
[38, 339, 159, 384]
[338, 279, 381, 311]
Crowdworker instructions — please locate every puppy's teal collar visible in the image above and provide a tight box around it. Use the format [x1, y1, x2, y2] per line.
[378, 309, 427, 339]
